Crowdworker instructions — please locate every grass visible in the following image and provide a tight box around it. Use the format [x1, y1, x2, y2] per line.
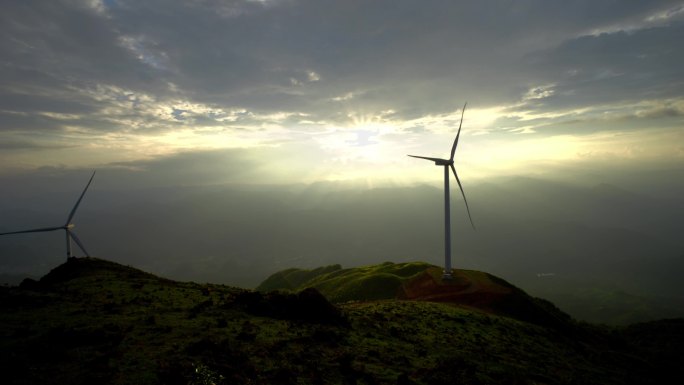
[258, 261, 432, 302]
[259, 262, 574, 329]
[256, 264, 343, 292]
[0, 257, 681, 384]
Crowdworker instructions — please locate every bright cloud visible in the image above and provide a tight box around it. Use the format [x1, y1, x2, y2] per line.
[0, 0, 682, 183]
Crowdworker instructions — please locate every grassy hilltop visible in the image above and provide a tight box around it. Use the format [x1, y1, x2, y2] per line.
[258, 262, 573, 329]
[1, 258, 682, 384]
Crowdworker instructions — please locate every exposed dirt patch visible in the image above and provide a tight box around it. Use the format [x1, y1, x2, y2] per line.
[399, 268, 570, 328]
[399, 269, 510, 309]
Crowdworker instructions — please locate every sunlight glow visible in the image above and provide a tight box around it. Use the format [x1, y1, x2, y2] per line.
[3, 78, 682, 188]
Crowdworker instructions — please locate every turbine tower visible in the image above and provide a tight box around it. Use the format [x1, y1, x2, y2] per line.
[409, 103, 474, 280]
[0, 171, 96, 260]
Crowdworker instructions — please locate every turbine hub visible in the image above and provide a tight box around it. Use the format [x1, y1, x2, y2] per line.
[66, 223, 75, 230]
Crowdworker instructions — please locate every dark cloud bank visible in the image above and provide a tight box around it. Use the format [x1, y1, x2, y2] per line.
[2, 0, 684, 134]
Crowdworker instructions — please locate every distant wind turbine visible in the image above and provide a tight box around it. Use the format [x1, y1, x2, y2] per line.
[409, 103, 474, 280]
[0, 171, 96, 259]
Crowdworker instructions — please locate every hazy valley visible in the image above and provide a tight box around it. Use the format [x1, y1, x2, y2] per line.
[2, 171, 683, 325]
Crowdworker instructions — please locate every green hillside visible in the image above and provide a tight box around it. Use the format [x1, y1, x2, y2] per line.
[1, 257, 682, 384]
[257, 261, 430, 302]
[258, 262, 573, 329]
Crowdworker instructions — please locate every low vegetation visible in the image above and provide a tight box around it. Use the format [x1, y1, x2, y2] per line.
[1, 258, 682, 384]
[259, 262, 573, 329]
[259, 262, 430, 302]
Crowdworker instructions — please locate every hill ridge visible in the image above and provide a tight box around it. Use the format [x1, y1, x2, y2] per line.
[2, 257, 683, 384]
[258, 261, 573, 328]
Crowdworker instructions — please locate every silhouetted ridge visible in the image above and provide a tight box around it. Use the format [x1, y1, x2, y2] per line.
[38, 257, 157, 287]
[2, 258, 682, 384]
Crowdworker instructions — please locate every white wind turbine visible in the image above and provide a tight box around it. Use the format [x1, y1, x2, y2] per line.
[409, 103, 474, 280]
[0, 171, 96, 259]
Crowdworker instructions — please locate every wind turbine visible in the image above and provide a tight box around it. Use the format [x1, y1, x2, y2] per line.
[409, 103, 474, 280]
[0, 171, 96, 260]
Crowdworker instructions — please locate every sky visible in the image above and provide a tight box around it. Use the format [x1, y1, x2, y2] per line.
[1, 0, 683, 185]
[2, 1, 684, 323]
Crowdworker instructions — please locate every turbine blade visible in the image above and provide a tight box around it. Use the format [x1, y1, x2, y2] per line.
[0, 226, 64, 236]
[66, 170, 96, 224]
[450, 164, 475, 229]
[69, 231, 90, 257]
[450, 102, 467, 161]
[408, 155, 447, 163]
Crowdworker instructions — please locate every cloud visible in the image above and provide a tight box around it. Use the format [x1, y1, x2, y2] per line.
[3, 1, 679, 117]
[522, 22, 684, 112]
[1, 0, 683, 177]
[0, 140, 76, 151]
